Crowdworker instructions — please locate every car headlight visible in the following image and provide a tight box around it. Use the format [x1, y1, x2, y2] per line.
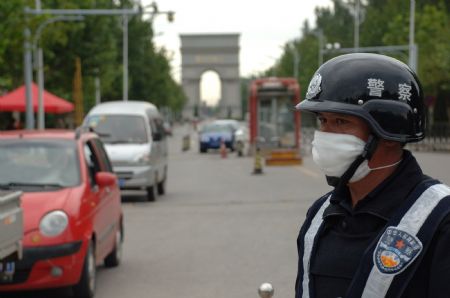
[200, 135, 210, 142]
[39, 210, 69, 237]
[136, 151, 150, 163]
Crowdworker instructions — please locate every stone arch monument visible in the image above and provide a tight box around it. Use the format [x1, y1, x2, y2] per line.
[180, 33, 241, 119]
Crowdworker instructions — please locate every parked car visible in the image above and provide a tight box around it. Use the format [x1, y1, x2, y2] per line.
[0, 191, 23, 262]
[0, 129, 123, 298]
[84, 100, 168, 201]
[198, 121, 235, 153]
[163, 121, 173, 136]
[213, 119, 249, 156]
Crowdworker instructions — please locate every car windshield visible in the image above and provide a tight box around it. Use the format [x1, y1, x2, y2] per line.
[201, 123, 232, 133]
[0, 139, 80, 190]
[215, 120, 240, 132]
[85, 114, 148, 144]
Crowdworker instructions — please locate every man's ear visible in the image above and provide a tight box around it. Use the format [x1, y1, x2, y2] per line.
[378, 139, 403, 155]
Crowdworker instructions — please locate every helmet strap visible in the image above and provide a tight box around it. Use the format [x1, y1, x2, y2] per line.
[326, 135, 379, 190]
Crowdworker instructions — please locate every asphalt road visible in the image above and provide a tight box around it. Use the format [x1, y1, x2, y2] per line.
[4, 124, 450, 298]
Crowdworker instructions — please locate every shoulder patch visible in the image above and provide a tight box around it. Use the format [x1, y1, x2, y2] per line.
[373, 226, 423, 275]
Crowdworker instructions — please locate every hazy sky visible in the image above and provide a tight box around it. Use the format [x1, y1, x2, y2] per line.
[141, 0, 332, 104]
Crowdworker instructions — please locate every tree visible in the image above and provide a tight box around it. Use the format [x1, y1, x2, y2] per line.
[0, 0, 186, 123]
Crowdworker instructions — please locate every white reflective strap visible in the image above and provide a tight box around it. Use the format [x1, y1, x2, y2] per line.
[361, 183, 450, 298]
[302, 196, 331, 298]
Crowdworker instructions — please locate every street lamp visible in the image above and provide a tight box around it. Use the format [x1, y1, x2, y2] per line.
[33, 15, 84, 130]
[121, 2, 175, 102]
[354, 0, 360, 51]
[143, 1, 175, 23]
[25, 7, 139, 129]
[326, 42, 341, 50]
[288, 43, 300, 80]
[409, 0, 417, 72]
[314, 28, 324, 67]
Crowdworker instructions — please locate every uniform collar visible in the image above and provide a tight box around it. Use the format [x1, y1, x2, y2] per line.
[325, 150, 424, 220]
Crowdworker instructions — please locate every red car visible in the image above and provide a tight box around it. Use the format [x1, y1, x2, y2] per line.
[0, 129, 123, 298]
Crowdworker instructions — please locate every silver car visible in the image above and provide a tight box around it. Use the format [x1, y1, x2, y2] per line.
[84, 101, 168, 201]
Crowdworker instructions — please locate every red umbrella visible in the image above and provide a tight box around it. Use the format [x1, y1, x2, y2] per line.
[0, 82, 74, 114]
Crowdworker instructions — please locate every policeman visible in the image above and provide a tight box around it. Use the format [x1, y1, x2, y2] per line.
[295, 53, 450, 298]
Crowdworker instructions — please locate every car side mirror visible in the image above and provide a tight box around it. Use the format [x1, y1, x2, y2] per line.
[95, 172, 117, 187]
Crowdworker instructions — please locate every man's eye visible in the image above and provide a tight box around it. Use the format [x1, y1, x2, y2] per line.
[336, 119, 348, 125]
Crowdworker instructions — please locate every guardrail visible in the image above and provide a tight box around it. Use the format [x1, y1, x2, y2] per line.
[301, 124, 450, 154]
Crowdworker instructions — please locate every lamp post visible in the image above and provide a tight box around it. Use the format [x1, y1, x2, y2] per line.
[123, 15, 129, 101]
[23, 28, 34, 130]
[24, 7, 139, 129]
[124, 1, 175, 101]
[33, 15, 84, 130]
[94, 68, 101, 106]
[289, 43, 300, 80]
[315, 28, 324, 67]
[409, 0, 417, 72]
[354, 0, 360, 52]
[321, 42, 341, 64]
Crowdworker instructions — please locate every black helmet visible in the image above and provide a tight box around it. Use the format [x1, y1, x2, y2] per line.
[296, 53, 425, 143]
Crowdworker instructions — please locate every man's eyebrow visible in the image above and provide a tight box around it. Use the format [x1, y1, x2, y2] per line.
[317, 113, 354, 119]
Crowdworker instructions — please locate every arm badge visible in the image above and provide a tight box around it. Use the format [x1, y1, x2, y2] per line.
[373, 226, 423, 275]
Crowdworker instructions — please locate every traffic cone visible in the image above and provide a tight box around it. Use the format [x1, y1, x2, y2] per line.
[253, 147, 263, 174]
[220, 139, 227, 158]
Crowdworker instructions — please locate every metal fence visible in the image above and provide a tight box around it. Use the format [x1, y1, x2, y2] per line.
[301, 123, 450, 156]
[407, 123, 450, 152]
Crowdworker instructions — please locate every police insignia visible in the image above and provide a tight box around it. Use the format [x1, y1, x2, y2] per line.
[306, 73, 322, 99]
[373, 226, 422, 275]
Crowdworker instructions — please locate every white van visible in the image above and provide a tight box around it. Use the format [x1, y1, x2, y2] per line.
[83, 101, 168, 201]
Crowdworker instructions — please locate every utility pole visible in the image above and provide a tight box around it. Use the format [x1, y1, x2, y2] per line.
[409, 0, 417, 72]
[354, 0, 360, 52]
[24, 7, 139, 129]
[317, 29, 324, 66]
[123, 15, 129, 101]
[94, 68, 101, 105]
[291, 44, 299, 80]
[23, 28, 34, 129]
[33, 15, 84, 130]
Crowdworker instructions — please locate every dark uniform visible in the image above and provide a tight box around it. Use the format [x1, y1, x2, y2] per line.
[294, 53, 450, 297]
[295, 150, 450, 297]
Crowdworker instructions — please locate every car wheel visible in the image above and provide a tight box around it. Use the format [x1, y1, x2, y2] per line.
[73, 241, 96, 298]
[104, 225, 123, 267]
[199, 145, 207, 153]
[157, 176, 166, 195]
[146, 176, 158, 202]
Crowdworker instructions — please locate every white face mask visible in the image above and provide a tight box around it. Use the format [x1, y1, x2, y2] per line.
[312, 131, 400, 183]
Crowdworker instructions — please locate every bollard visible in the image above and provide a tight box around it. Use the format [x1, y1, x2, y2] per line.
[253, 147, 263, 174]
[236, 141, 244, 157]
[258, 283, 274, 298]
[182, 134, 190, 151]
[220, 139, 227, 158]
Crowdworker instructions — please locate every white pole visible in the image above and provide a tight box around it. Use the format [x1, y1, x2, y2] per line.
[95, 75, 101, 105]
[318, 29, 324, 66]
[354, 0, 360, 52]
[123, 15, 128, 101]
[409, 0, 416, 71]
[37, 47, 45, 129]
[24, 28, 35, 130]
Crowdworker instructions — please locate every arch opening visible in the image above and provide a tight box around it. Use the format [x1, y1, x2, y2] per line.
[200, 70, 221, 107]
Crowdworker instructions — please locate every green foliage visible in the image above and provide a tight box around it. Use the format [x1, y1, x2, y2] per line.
[0, 0, 185, 121]
[252, 0, 450, 125]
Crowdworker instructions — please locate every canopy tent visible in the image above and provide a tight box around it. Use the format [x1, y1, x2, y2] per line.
[0, 83, 74, 114]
